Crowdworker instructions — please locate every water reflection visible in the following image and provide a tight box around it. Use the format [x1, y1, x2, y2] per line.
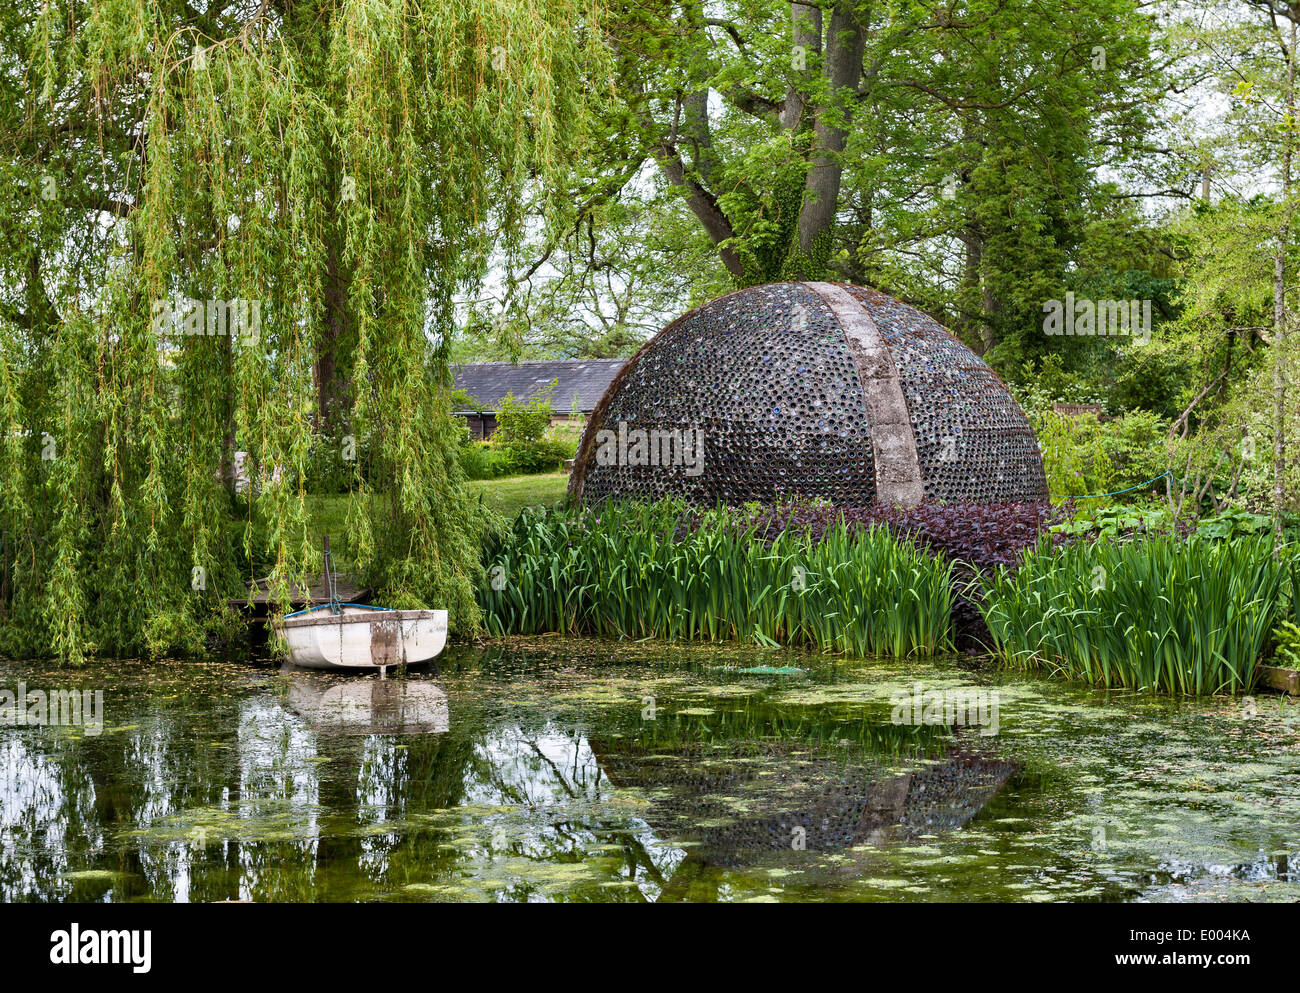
[594, 736, 1017, 865]
[280, 667, 450, 735]
[0, 645, 1297, 903]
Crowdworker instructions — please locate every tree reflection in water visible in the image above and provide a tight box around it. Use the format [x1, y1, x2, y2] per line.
[0, 652, 1020, 902]
[5, 644, 1291, 902]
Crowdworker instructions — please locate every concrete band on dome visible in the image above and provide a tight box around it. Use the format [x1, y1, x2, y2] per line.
[803, 282, 925, 507]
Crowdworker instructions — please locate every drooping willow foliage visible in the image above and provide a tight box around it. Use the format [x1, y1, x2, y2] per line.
[0, 0, 604, 661]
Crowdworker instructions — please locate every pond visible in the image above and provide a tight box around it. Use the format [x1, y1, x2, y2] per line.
[1, 640, 1297, 902]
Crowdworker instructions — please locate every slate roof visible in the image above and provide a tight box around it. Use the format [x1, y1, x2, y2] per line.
[451, 359, 626, 414]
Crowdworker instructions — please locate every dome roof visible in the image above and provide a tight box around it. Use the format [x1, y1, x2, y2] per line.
[569, 282, 1047, 507]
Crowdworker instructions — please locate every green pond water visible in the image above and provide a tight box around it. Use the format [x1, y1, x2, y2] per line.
[1, 639, 1297, 903]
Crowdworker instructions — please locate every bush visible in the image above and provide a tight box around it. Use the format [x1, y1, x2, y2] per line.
[1027, 407, 1171, 505]
[480, 380, 576, 475]
[458, 440, 513, 480]
[1099, 409, 1169, 490]
[1108, 346, 1192, 420]
[1270, 566, 1300, 668]
[303, 432, 369, 494]
[494, 384, 555, 446]
[1011, 356, 1173, 505]
[460, 435, 574, 478]
[480, 500, 954, 657]
[1272, 619, 1300, 669]
[496, 437, 573, 474]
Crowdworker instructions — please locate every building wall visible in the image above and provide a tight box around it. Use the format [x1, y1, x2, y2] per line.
[549, 414, 585, 432]
[464, 413, 498, 440]
[462, 411, 587, 440]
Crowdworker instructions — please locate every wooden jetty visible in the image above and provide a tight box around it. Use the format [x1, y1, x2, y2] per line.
[232, 570, 368, 621]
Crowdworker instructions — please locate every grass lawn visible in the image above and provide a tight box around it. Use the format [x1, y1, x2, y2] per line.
[304, 493, 356, 572]
[466, 472, 570, 519]
[305, 473, 568, 572]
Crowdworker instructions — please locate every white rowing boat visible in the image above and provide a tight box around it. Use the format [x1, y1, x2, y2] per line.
[276, 603, 448, 672]
[275, 537, 449, 672]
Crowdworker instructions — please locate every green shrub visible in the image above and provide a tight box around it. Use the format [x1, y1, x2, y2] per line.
[1099, 409, 1169, 490]
[1270, 566, 1300, 669]
[1013, 358, 1172, 505]
[481, 380, 575, 475]
[479, 500, 953, 657]
[303, 432, 369, 494]
[1108, 346, 1192, 421]
[1272, 619, 1300, 669]
[981, 534, 1294, 694]
[497, 437, 574, 474]
[1034, 409, 1118, 500]
[460, 435, 573, 478]
[493, 383, 555, 446]
[459, 440, 513, 480]
[1025, 407, 1171, 505]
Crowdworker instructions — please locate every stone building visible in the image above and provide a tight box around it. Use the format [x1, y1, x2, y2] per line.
[452, 359, 625, 440]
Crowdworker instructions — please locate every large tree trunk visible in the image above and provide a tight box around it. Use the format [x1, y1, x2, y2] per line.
[315, 152, 352, 436]
[653, 137, 745, 279]
[795, 2, 864, 262]
[647, 1, 866, 283]
[1273, 18, 1296, 545]
[781, 3, 822, 130]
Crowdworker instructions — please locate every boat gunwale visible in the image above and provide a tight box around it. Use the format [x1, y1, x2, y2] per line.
[277, 607, 447, 631]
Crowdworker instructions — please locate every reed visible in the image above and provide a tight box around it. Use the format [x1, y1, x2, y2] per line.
[480, 501, 953, 657]
[979, 534, 1295, 694]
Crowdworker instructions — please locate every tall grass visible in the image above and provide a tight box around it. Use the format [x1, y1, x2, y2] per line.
[481, 501, 953, 657]
[980, 534, 1294, 694]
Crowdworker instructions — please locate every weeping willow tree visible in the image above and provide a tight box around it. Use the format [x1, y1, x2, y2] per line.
[0, 0, 603, 662]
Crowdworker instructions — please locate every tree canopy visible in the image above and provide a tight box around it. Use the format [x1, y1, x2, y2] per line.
[0, 0, 604, 660]
[2, 0, 1298, 662]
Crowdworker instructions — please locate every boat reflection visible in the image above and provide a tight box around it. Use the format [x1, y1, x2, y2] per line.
[279, 667, 450, 735]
